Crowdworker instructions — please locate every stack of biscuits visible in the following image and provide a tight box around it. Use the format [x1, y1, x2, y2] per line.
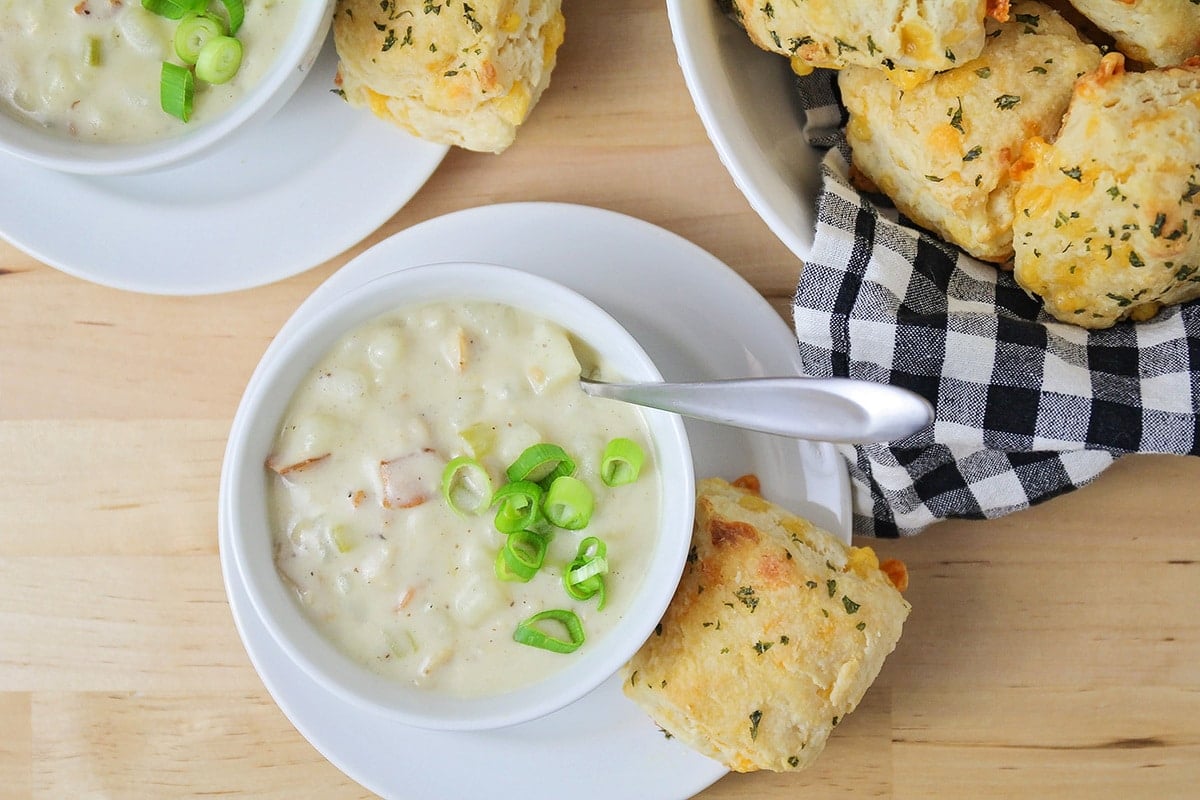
[726, 0, 1200, 329]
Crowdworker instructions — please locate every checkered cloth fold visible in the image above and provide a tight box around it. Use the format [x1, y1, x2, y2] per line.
[791, 69, 1200, 538]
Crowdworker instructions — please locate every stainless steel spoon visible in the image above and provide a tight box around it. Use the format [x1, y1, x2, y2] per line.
[580, 376, 933, 444]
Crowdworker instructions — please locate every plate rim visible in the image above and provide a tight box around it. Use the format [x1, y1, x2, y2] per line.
[0, 35, 449, 296]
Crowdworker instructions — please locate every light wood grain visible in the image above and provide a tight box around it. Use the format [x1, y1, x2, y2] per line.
[2, 1, 1198, 798]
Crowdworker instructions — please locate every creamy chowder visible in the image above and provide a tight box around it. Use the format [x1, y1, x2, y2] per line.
[266, 301, 661, 697]
[0, 1, 299, 143]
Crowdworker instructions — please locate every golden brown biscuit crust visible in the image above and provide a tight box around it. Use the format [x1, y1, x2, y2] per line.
[621, 478, 910, 773]
[724, 0, 995, 79]
[1012, 54, 1200, 328]
[333, 0, 564, 152]
[839, 1, 1101, 263]
[1067, 0, 1200, 67]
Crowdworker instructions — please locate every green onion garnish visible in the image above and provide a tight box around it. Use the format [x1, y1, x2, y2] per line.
[600, 437, 645, 486]
[542, 475, 594, 530]
[493, 549, 522, 582]
[83, 36, 102, 67]
[495, 530, 548, 583]
[195, 35, 242, 84]
[174, 13, 226, 65]
[145, 0, 249, 122]
[159, 61, 194, 122]
[440, 456, 493, 516]
[563, 536, 608, 609]
[141, 0, 208, 19]
[513, 609, 586, 654]
[219, 0, 246, 35]
[506, 443, 575, 486]
[490, 480, 543, 533]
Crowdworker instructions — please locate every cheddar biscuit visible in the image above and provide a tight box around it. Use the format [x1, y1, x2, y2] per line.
[723, 0, 1010, 85]
[333, 0, 565, 153]
[621, 477, 910, 773]
[1067, 0, 1200, 67]
[839, 1, 1101, 262]
[1011, 54, 1200, 328]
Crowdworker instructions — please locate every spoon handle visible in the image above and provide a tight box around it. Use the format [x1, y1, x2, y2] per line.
[580, 377, 932, 444]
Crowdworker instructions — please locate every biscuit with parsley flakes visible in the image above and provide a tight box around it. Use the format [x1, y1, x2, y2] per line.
[721, 0, 1010, 87]
[1066, 0, 1200, 68]
[838, 1, 1101, 263]
[332, 0, 564, 153]
[620, 476, 909, 774]
[1011, 54, 1200, 328]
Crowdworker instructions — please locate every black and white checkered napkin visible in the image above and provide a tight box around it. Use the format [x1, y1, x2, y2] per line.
[790, 69, 1200, 538]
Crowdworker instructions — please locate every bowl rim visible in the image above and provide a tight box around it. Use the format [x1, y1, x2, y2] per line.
[665, 0, 820, 261]
[223, 261, 695, 731]
[0, 0, 335, 175]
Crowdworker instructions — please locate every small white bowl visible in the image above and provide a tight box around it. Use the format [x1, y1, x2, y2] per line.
[0, 2, 334, 176]
[667, 0, 820, 260]
[222, 262, 695, 731]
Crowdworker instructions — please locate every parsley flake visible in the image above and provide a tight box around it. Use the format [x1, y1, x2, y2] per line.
[735, 586, 759, 613]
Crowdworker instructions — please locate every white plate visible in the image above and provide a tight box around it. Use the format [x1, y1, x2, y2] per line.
[666, 0, 819, 261]
[0, 36, 448, 296]
[219, 202, 851, 800]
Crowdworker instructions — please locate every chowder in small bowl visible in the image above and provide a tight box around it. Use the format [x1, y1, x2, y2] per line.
[0, 0, 333, 174]
[223, 262, 695, 730]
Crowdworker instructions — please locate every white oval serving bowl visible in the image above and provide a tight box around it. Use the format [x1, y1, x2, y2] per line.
[0, 1, 335, 175]
[666, 0, 820, 260]
[222, 261, 695, 731]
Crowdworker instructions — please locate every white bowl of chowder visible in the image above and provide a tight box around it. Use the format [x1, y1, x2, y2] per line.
[224, 262, 695, 730]
[0, 0, 334, 175]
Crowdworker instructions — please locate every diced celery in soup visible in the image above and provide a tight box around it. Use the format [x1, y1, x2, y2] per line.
[266, 302, 661, 697]
[0, 1, 298, 143]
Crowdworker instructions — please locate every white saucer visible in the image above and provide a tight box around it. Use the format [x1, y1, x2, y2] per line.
[219, 202, 851, 800]
[0, 36, 448, 296]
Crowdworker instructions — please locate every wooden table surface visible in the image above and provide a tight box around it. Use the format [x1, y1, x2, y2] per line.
[2, 1, 1198, 797]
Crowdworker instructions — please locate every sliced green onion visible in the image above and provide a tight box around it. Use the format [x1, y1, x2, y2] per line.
[195, 35, 242, 84]
[575, 536, 606, 561]
[458, 422, 496, 458]
[83, 36, 102, 67]
[600, 437, 645, 487]
[441, 456, 493, 516]
[494, 548, 522, 582]
[174, 13, 225, 65]
[542, 475, 594, 530]
[159, 61, 194, 122]
[329, 523, 356, 554]
[490, 480, 543, 533]
[513, 609, 585, 654]
[385, 629, 418, 659]
[219, 0, 246, 35]
[506, 443, 575, 486]
[565, 575, 606, 609]
[494, 530, 548, 583]
[563, 536, 609, 609]
[568, 555, 609, 584]
[142, 0, 208, 19]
